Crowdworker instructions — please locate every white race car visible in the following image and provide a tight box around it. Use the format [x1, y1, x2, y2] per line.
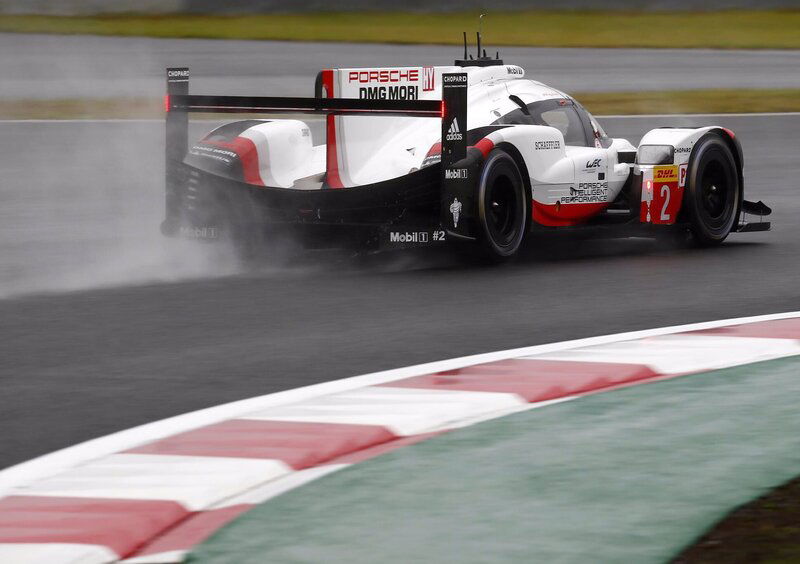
[162, 43, 770, 261]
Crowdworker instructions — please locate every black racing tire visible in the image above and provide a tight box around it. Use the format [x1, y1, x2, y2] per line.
[684, 134, 741, 246]
[476, 149, 529, 261]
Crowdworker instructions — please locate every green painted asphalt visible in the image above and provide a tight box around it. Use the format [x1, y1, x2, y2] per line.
[191, 357, 800, 563]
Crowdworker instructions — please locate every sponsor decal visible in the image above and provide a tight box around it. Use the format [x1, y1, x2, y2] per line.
[421, 154, 441, 168]
[359, 86, 418, 100]
[450, 197, 463, 227]
[675, 146, 692, 154]
[446, 118, 463, 141]
[348, 69, 419, 83]
[180, 226, 219, 239]
[443, 74, 468, 84]
[167, 69, 189, 80]
[585, 158, 602, 168]
[561, 182, 609, 204]
[506, 66, 524, 75]
[641, 168, 682, 224]
[388, 230, 446, 244]
[534, 140, 561, 150]
[189, 145, 237, 164]
[653, 165, 679, 182]
[444, 168, 468, 180]
[679, 163, 688, 188]
[389, 231, 429, 244]
[423, 66, 435, 91]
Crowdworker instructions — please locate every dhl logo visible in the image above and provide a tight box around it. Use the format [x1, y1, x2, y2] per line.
[653, 166, 678, 182]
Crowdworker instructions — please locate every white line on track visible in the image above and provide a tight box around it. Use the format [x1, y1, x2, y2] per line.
[0, 310, 798, 498]
[0, 118, 164, 124]
[596, 111, 800, 119]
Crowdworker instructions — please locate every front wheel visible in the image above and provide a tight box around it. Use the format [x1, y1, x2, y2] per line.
[684, 134, 741, 246]
[476, 149, 529, 261]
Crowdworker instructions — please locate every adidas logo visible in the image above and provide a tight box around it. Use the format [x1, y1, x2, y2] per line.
[445, 118, 463, 142]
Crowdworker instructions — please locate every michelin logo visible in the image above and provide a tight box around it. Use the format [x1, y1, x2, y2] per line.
[450, 197, 463, 227]
[446, 118, 463, 142]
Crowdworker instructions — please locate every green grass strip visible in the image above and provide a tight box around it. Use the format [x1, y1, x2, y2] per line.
[577, 89, 800, 116]
[190, 356, 800, 563]
[2, 11, 800, 49]
[3, 89, 799, 120]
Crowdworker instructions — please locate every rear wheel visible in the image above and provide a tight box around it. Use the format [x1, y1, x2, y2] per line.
[476, 149, 528, 261]
[684, 134, 741, 246]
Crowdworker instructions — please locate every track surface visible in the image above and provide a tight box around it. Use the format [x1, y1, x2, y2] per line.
[0, 114, 794, 470]
[2, 33, 800, 99]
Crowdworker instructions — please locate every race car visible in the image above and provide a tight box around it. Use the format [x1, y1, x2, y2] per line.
[161, 45, 771, 261]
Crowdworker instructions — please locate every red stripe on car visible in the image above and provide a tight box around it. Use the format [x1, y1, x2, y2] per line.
[321, 70, 344, 188]
[533, 201, 608, 226]
[205, 138, 264, 186]
[474, 138, 495, 157]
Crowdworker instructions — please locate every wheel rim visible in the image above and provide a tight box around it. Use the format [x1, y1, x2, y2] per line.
[700, 160, 728, 220]
[697, 154, 735, 231]
[486, 174, 521, 247]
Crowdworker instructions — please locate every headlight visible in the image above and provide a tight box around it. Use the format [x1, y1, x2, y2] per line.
[638, 145, 674, 165]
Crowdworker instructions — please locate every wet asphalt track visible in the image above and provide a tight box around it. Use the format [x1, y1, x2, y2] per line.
[0, 113, 795, 470]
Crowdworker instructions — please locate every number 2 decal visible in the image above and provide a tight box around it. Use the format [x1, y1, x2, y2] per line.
[660, 185, 671, 221]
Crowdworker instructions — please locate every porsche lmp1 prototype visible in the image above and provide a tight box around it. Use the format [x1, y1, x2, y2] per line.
[161, 46, 771, 261]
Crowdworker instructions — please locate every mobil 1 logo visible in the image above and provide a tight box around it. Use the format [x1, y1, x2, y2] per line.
[386, 229, 447, 247]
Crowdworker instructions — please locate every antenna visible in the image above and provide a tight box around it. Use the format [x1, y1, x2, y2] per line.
[478, 13, 485, 59]
[454, 14, 503, 67]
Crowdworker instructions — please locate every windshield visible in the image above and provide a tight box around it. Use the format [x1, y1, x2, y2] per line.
[493, 98, 590, 147]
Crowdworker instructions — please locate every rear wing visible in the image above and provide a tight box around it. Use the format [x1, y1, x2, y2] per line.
[164, 67, 468, 225]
